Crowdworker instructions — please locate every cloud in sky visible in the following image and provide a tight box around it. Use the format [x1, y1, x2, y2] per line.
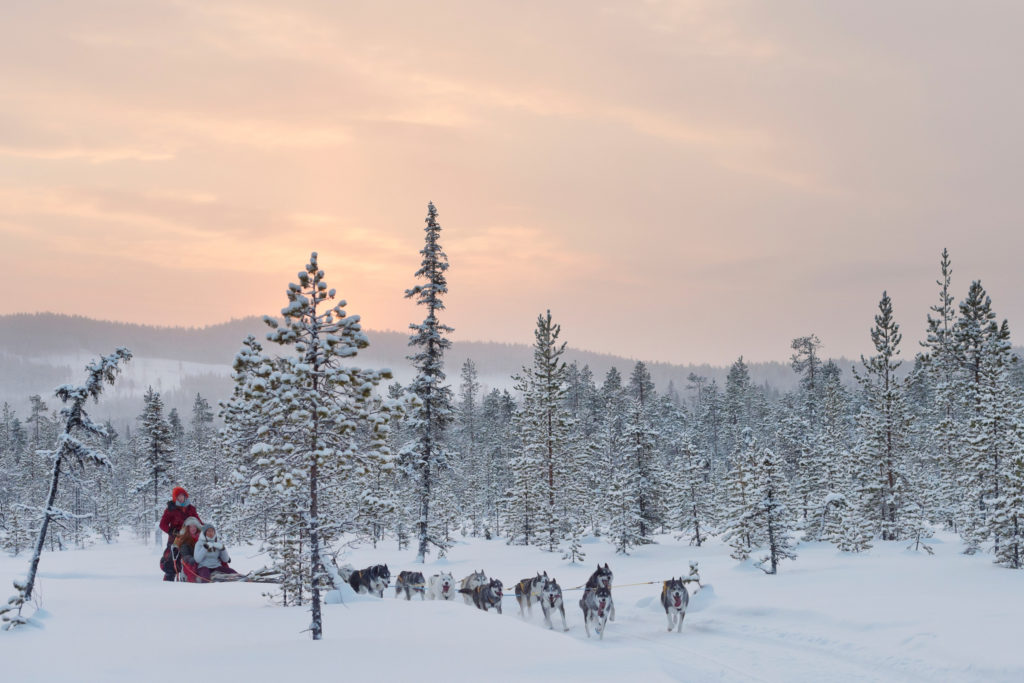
[1, 0, 1022, 365]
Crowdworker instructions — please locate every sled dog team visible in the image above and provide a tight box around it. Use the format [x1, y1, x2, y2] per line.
[158, 484, 694, 633]
[347, 561, 692, 639]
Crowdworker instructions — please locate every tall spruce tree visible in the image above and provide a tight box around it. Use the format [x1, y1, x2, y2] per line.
[853, 292, 911, 541]
[512, 310, 573, 552]
[404, 201, 455, 563]
[921, 250, 961, 530]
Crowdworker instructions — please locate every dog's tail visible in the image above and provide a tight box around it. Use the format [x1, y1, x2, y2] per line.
[458, 588, 474, 595]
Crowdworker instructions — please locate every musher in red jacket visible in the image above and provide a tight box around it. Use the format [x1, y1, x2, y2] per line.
[159, 486, 202, 581]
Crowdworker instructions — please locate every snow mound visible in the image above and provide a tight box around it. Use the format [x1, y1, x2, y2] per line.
[687, 583, 716, 612]
[324, 581, 379, 604]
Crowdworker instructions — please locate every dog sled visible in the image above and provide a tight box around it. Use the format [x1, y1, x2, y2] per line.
[167, 545, 280, 584]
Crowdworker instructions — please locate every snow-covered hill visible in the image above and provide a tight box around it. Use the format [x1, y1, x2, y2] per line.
[0, 313, 807, 426]
[2, 532, 1021, 682]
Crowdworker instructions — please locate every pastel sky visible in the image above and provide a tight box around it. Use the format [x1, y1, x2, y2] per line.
[1, 1, 1022, 365]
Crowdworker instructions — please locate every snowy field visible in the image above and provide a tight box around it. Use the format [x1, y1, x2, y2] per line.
[2, 532, 1022, 682]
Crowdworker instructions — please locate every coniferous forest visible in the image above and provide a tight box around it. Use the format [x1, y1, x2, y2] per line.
[3, 206, 1024, 636]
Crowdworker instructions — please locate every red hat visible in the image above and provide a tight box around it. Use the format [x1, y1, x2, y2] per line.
[172, 486, 189, 501]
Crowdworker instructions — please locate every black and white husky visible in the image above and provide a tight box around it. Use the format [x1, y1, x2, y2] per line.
[579, 585, 611, 639]
[395, 571, 425, 600]
[540, 579, 568, 631]
[348, 564, 390, 598]
[460, 578, 503, 613]
[514, 572, 549, 617]
[585, 563, 615, 621]
[427, 571, 456, 601]
[660, 578, 690, 632]
[459, 569, 488, 606]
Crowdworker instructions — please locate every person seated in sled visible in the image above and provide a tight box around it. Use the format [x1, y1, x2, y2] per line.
[159, 487, 201, 581]
[193, 523, 239, 582]
[173, 516, 203, 576]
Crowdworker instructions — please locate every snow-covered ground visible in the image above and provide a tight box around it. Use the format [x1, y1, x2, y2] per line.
[2, 532, 1021, 682]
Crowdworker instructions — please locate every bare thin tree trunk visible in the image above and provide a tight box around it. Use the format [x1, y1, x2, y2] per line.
[24, 455, 62, 601]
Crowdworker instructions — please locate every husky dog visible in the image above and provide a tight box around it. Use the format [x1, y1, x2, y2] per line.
[460, 578, 503, 613]
[395, 571, 426, 600]
[540, 579, 568, 631]
[348, 564, 390, 598]
[427, 571, 456, 601]
[579, 585, 611, 639]
[514, 572, 549, 617]
[459, 569, 488, 605]
[585, 563, 615, 621]
[660, 578, 690, 632]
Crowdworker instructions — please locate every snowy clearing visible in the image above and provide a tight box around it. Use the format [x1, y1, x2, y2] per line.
[2, 532, 1021, 682]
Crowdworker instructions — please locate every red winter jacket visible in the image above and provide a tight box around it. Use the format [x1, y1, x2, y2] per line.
[159, 501, 202, 539]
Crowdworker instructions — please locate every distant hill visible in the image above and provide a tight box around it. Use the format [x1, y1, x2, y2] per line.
[0, 312, 839, 429]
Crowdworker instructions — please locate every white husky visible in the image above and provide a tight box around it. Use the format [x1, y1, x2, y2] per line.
[427, 571, 456, 601]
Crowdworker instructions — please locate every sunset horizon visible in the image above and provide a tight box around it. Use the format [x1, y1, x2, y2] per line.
[2, 2, 1022, 366]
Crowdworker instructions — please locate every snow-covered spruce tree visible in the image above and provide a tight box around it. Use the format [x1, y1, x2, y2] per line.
[787, 335, 824, 526]
[404, 201, 455, 563]
[721, 427, 761, 560]
[511, 310, 574, 552]
[19, 396, 56, 548]
[722, 357, 755, 463]
[920, 249, 961, 531]
[687, 373, 723, 524]
[900, 459, 935, 555]
[218, 335, 271, 543]
[137, 386, 174, 545]
[752, 447, 797, 574]
[672, 436, 711, 546]
[805, 363, 857, 544]
[626, 362, 665, 539]
[853, 291, 912, 542]
[384, 382, 416, 550]
[588, 367, 629, 536]
[608, 458, 643, 555]
[480, 388, 515, 537]
[245, 252, 397, 640]
[993, 437, 1024, 568]
[0, 403, 23, 554]
[559, 425, 589, 563]
[455, 359, 484, 536]
[1, 348, 131, 630]
[623, 395, 664, 543]
[774, 392, 813, 528]
[954, 280, 998, 550]
[356, 433, 399, 549]
[187, 394, 215, 486]
[791, 334, 824, 427]
[505, 424, 539, 546]
[963, 320, 1021, 559]
[168, 408, 185, 480]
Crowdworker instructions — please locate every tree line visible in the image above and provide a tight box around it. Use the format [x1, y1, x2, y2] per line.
[3, 205, 1023, 638]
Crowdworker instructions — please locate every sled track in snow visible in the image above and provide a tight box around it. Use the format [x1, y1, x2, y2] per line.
[681, 617, 938, 683]
[625, 630, 772, 683]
